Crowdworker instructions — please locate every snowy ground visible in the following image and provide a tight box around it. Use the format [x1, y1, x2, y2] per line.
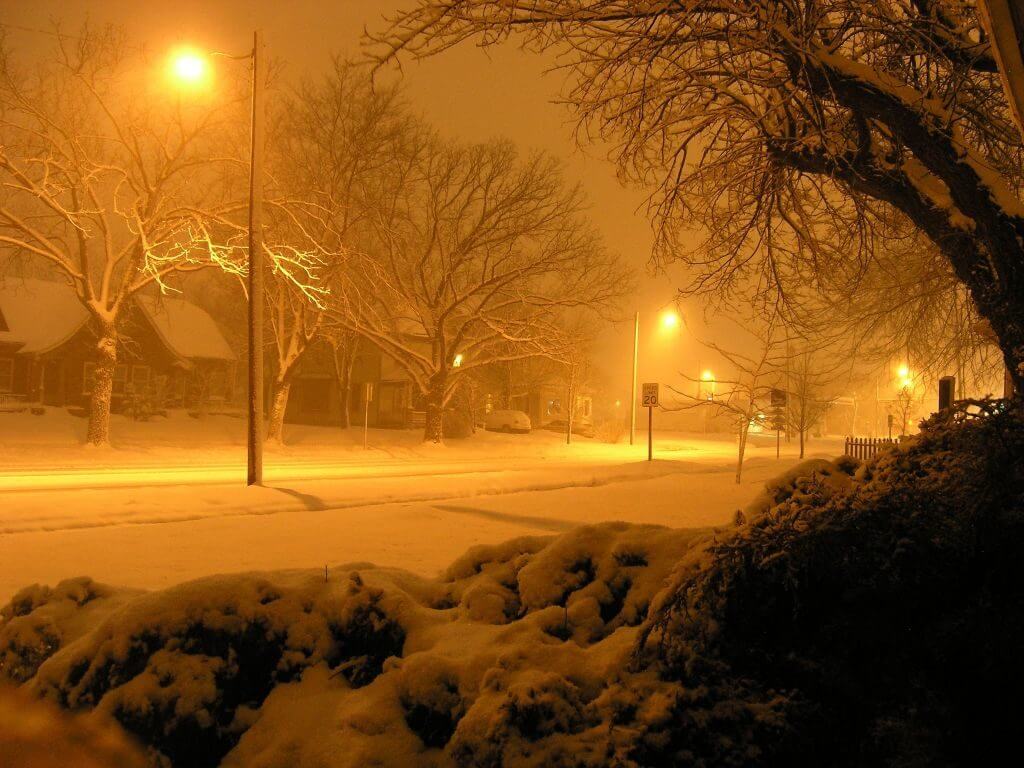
[0, 409, 842, 602]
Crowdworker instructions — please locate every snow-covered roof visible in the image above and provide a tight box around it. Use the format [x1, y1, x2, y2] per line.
[0, 279, 235, 362]
[135, 295, 236, 362]
[0, 278, 90, 354]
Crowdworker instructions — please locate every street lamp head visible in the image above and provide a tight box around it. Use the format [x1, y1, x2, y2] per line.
[701, 369, 714, 382]
[660, 310, 680, 330]
[169, 48, 209, 87]
[897, 363, 910, 380]
[452, 353, 464, 368]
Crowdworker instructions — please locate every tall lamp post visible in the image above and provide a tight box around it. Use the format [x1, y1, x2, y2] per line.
[171, 32, 266, 486]
[246, 31, 266, 487]
[629, 308, 681, 446]
[629, 312, 639, 445]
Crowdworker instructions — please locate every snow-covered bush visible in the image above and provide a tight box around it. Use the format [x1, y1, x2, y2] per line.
[10, 572, 406, 767]
[0, 578, 125, 684]
[637, 398, 1024, 764]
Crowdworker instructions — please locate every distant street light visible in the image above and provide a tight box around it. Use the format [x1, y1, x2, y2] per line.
[452, 353, 464, 368]
[170, 33, 266, 487]
[630, 306, 682, 445]
[701, 369, 716, 401]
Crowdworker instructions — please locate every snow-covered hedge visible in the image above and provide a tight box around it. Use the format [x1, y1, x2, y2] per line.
[638, 399, 1024, 764]
[1, 523, 705, 767]
[3, 400, 1022, 766]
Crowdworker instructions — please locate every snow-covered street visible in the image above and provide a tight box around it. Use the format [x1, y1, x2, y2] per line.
[0, 416, 841, 601]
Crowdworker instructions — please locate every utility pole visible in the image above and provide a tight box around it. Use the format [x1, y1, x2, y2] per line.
[247, 30, 266, 487]
[629, 311, 638, 445]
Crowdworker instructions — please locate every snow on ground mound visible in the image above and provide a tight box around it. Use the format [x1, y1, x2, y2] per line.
[1, 523, 708, 767]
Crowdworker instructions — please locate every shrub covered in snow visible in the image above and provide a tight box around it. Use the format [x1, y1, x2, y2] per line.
[3, 401, 1021, 766]
[638, 399, 1024, 764]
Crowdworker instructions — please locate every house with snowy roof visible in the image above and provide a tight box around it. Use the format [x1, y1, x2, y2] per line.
[0, 278, 237, 412]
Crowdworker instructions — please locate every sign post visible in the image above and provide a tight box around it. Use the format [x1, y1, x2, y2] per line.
[641, 382, 659, 461]
[363, 382, 374, 450]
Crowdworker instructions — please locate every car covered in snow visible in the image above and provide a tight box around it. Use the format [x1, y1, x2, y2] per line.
[484, 409, 532, 434]
[541, 417, 595, 438]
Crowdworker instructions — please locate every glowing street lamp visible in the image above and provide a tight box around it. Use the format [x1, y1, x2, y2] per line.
[660, 309, 680, 331]
[701, 369, 716, 400]
[169, 49, 208, 85]
[896, 363, 913, 391]
[171, 34, 266, 487]
[452, 353, 464, 368]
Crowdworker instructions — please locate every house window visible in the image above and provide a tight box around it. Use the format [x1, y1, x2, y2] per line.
[0, 358, 13, 393]
[82, 362, 128, 396]
[113, 365, 127, 396]
[131, 365, 151, 394]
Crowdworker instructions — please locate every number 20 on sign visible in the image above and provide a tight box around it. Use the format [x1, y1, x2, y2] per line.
[641, 382, 659, 407]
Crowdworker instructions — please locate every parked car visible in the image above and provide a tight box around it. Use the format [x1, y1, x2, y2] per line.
[485, 409, 532, 434]
[542, 417, 595, 438]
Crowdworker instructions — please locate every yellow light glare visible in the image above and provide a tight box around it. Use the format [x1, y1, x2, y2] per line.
[701, 370, 714, 381]
[660, 310, 680, 330]
[452, 353, 463, 368]
[897, 364, 910, 379]
[169, 49, 208, 86]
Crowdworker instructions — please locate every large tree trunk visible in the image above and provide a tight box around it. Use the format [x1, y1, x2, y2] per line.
[86, 330, 117, 446]
[423, 375, 446, 443]
[266, 372, 293, 444]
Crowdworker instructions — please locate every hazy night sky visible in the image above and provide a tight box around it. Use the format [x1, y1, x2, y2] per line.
[0, 0, 713, 391]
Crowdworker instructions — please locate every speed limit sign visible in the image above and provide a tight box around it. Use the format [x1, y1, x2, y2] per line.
[641, 382, 659, 407]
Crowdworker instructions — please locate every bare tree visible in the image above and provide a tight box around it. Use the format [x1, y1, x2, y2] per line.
[373, 1, 1024, 393]
[667, 319, 784, 483]
[0, 28, 326, 445]
[337, 136, 629, 442]
[261, 62, 409, 443]
[786, 347, 839, 459]
[555, 319, 596, 445]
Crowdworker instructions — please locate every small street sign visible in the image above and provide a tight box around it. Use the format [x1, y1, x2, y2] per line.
[641, 383, 659, 461]
[641, 382, 659, 408]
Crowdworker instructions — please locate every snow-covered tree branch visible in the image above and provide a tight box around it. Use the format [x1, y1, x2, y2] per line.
[371, 0, 1024, 393]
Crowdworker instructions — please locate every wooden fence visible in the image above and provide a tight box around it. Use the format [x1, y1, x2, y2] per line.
[844, 436, 896, 460]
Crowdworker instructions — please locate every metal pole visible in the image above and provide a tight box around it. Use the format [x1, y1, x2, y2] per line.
[629, 311, 638, 445]
[647, 405, 653, 461]
[246, 30, 265, 487]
